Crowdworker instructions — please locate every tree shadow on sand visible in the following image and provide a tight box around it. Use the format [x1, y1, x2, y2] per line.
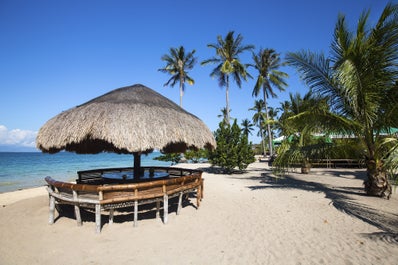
[244, 169, 398, 244]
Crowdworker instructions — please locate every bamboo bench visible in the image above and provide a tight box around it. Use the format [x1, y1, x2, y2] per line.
[45, 170, 203, 233]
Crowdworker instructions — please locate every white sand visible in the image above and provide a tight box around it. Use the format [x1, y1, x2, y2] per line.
[0, 161, 397, 264]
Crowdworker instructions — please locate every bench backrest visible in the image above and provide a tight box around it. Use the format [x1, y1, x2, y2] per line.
[98, 173, 202, 204]
[45, 171, 202, 205]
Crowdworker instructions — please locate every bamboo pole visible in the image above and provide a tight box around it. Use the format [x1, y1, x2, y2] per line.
[49, 195, 55, 224]
[72, 190, 82, 226]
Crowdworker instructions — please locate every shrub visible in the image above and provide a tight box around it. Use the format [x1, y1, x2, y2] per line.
[209, 120, 256, 173]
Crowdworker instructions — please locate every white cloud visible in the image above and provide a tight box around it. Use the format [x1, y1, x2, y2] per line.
[0, 125, 37, 148]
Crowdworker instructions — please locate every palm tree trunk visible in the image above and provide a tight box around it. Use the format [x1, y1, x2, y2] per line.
[364, 159, 392, 198]
[263, 90, 273, 156]
[179, 80, 183, 108]
[259, 120, 266, 157]
[225, 75, 230, 124]
[364, 141, 392, 198]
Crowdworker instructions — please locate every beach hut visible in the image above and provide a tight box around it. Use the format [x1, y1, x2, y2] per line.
[36, 84, 216, 178]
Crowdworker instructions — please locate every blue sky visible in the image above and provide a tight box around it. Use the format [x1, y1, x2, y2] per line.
[0, 0, 392, 151]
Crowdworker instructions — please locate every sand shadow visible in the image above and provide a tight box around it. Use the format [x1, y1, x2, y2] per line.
[53, 196, 197, 229]
[244, 170, 398, 239]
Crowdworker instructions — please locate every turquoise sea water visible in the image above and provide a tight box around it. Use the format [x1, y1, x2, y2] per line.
[0, 152, 171, 193]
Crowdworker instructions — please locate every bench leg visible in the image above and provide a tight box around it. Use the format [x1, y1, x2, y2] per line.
[49, 196, 55, 224]
[95, 204, 101, 234]
[163, 194, 168, 224]
[109, 208, 114, 225]
[133, 201, 138, 227]
[201, 179, 204, 200]
[72, 191, 82, 226]
[177, 192, 183, 215]
[74, 205, 82, 226]
[156, 200, 160, 218]
[196, 186, 201, 208]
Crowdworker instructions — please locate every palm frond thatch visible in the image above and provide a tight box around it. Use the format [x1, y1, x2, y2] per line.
[36, 84, 216, 154]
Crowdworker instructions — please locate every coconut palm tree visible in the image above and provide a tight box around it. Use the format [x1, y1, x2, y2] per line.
[217, 107, 232, 123]
[202, 31, 254, 123]
[274, 91, 332, 173]
[266, 106, 279, 140]
[250, 99, 267, 156]
[251, 48, 288, 156]
[241, 118, 254, 138]
[285, 3, 398, 197]
[159, 46, 197, 108]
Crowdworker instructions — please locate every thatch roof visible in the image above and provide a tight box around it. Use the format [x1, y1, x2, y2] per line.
[36, 84, 216, 154]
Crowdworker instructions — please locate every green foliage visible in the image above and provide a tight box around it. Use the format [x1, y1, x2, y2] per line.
[328, 139, 365, 159]
[252, 144, 264, 155]
[202, 31, 254, 122]
[381, 137, 398, 184]
[154, 149, 209, 164]
[184, 149, 209, 163]
[285, 3, 398, 167]
[154, 153, 182, 165]
[209, 120, 256, 173]
[159, 46, 197, 107]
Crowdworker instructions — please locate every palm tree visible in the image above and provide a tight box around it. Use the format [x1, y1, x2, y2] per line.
[252, 48, 288, 156]
[285, 3, 398, 197]
[202, 31, 254, 123]
[159, 46, 197, 108]
[217, 107, 232, 123]
[250, 99, 267, 156]
[241, 118, 254, 138]
[278, 92, 322, 136]
[266, 106, 279, 141]
[274, 91, 332, 173]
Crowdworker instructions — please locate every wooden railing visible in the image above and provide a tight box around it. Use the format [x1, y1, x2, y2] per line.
[281, 159, 365, 168]
[76, 166, 198, 184]
[45, 167, 203, 233]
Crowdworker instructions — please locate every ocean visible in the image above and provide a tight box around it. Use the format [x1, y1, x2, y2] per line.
[0, 152, 171, 193]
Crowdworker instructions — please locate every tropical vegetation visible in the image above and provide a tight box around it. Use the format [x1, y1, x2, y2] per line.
[281, 3, 398, 198]
[159, 46, 197, 108]
[209, 119, 255, 173]
[202, 31, 254, 123]
[251, 48, 288, 156]
[155, 3, 398, 198]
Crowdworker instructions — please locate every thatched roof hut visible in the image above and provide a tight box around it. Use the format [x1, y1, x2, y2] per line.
[36, 84, 215, 176]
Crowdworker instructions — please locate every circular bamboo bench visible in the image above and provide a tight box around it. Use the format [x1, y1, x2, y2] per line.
[45, 167, 204, 233]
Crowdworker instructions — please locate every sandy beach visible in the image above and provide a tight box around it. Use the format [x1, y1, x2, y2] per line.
[1, 161, 397, 265]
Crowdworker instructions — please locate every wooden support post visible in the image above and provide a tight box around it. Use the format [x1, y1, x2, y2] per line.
[163, 194, 168, 224]
[177, 192, 183, 215]
[133, 152, 141, 181]
[197, 185, 201, 208]
[95, 204, 101, 234]
[73, 190, 82, 226]
[49, 195, 55, 224]
[201, 178, 204, 200]
[109, 209, 114, 225]
[134, 201, 138, 227]
[156, 200, 160, 218]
